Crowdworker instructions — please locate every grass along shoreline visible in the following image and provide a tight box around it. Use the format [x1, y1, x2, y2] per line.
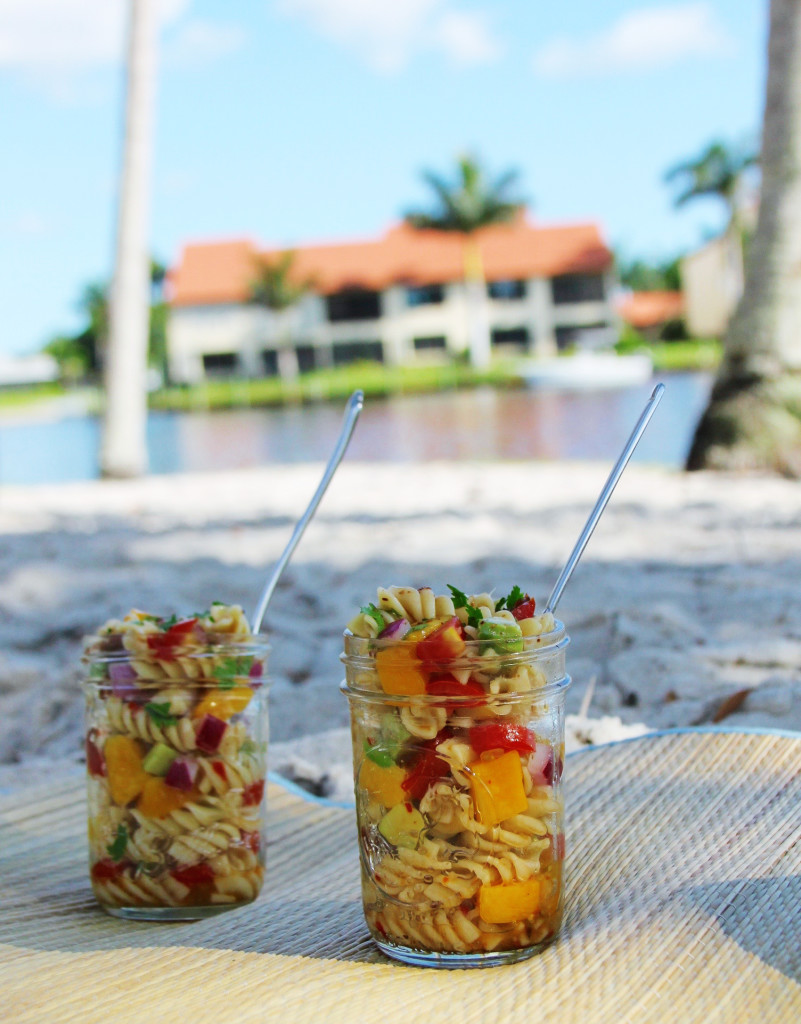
[1, 341, 720, 415]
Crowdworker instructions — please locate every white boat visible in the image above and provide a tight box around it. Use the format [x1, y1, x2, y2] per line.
[520, 351, 653, 390]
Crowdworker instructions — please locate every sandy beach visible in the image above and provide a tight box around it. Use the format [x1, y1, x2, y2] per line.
[2, 460, 800, 799]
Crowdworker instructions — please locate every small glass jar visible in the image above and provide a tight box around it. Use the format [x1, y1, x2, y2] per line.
[341, 622, 570, 968]
[82, 635, 270, 920]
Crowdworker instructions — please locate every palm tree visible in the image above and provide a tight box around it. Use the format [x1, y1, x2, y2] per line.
[100, 0, 156, 478]
[405, 155, 524, 369]
[687, 0, 801, 475]
[250, 251, 313, 379]
[665, 139, 758, 311]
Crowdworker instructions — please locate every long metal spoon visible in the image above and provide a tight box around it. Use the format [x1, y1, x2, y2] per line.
[251, 389, 364, 634]
[544, 382, 665, 615]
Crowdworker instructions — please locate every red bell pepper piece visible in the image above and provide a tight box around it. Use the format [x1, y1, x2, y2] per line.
[171, 863, 215, 888]
[91, 858, 128, 883]
[469, 722, 537, 755]
[147, 618, 199, 661]
[401, 732, 451, 802]
[242, 779, 265, 806]
[426, 675, 486, 707]
[510, 596, 536, 620]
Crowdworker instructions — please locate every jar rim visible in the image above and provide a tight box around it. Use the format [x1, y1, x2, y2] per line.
[339, 674, 571, 704]
[341, 619, 567, 656]
[81, 634, 270, 665]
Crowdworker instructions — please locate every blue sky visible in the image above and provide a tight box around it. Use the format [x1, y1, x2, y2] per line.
[0, 0, 766, 356]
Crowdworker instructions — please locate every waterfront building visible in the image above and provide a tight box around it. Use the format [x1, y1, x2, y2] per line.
[166, 215, 617, 382]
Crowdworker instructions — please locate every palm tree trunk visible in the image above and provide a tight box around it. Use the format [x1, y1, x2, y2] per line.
[100, 0, 156, 478]
[686, 0, 801, 474]
[463, 237, 491, 370]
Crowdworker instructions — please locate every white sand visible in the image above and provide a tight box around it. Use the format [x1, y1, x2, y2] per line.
[2, 461, 799, 799]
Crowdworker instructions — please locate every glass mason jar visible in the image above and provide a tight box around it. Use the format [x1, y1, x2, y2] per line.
[82, 635, 270, 920]
[341, 622, 570, 968]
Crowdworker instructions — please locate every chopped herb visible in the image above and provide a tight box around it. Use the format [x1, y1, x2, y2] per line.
[138, 614, 161, 623]
[497, 585, 525, 611]
[107, 824, 128, 861]
[217, 656, 254, 690]
[160, 614, 178, 631]
[360, 603, 387, 631]
[89, 663, 107, 680]
[144, 702, 178, 727]
[212, 601, 225, 606]
[447, 585, 483, 629]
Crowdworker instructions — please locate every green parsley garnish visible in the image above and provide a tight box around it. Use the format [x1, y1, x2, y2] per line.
[447, 585, 483, 629]
[160, 614, 178, 630]
[496, 585, 525, 611]
[217, 656, 254, 690]
[107, 824, 128, 861]
[144, 702, 178, 727]
[360, 603, 387, 632]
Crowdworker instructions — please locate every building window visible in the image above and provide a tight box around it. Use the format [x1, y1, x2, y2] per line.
[332, 340, 384, 365]
[326, 289, 381, 322]
[261, 350, 279, 376]
[407, 284, 444, 307]
[295, 345, 316, 373]
[488, 279, 526, 300]
[413, 335, 447, 351]
[202, 352, 238, 376]
[554, 323, 610, 350]
[491, 326, 530, 347]
[551, 274, 605, 305]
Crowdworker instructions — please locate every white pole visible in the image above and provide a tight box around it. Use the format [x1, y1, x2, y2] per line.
[100, 0, 156, 478]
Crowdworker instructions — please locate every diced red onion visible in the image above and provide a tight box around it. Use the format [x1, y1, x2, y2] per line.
[378, 618, 410, 640]
[195, 714, 228, 754]
[165, 757, 198, 791]
[527, 742, 554, 786]
[108, 661, 138, 699]
[249, 660, 263, 678]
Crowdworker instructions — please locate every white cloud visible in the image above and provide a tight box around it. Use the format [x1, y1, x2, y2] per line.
[0, 0, 244, 87]
[533, 3, 732, 78]
[276, 0, 502, 72]
[163, 19, 247, 69]
[434, 10, 500, 66]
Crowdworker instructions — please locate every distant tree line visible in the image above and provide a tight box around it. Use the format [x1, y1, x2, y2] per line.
[44, 260, 167, 383]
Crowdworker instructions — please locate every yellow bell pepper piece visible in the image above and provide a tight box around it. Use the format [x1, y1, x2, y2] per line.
[478, 878, 541, 924]
[359, 758, 408, 807]
[193, 686, 252, 721]
[468, 749, 528, 827]
[104, 735, 149, 806]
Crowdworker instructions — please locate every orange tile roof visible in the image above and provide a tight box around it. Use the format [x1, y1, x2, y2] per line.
[169, 216, 613, 307]
[616, 291, 685, 329]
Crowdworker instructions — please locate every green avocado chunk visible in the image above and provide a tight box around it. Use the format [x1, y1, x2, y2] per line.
[142, 742, 179, 776]
[378, 803, 425, 850]
[477, 616, 524, 654]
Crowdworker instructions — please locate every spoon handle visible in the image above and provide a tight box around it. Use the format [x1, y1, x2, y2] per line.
[544, 382, 665, 616]
[251, 389, 364, 634]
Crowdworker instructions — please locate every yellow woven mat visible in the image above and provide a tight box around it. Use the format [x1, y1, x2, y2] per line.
[2, 730, 801, 1024]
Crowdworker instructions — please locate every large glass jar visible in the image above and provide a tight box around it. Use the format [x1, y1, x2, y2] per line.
[341, 622, 570, 967]
[82, 633, 270, 920]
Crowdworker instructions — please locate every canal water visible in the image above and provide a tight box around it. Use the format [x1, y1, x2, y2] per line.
[0, 372, 711, 485]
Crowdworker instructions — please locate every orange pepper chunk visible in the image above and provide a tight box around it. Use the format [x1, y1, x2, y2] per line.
[104, 735, 149, 806]
[137, 776, 194, 818]
[375, 620, 443, 696]
[478, 878, 542, 924]
[193, 685, 252, 721]
[467, 749, 528, 827]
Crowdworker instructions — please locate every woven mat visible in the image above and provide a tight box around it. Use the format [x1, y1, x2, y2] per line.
[3, 730, 801, 1024]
